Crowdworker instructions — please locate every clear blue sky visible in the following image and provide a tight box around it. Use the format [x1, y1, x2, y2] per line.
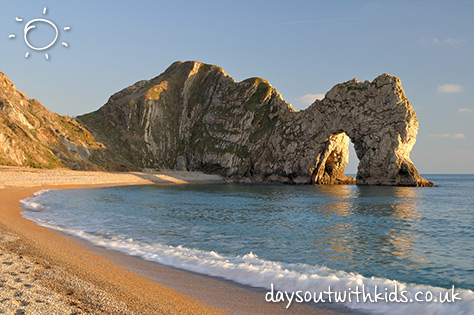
[1, 0, 473, 173]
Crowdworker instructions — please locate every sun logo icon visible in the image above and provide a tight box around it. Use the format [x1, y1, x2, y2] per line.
[8, 7, 71, 60]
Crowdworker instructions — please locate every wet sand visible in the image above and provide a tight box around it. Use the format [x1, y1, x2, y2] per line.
[0, 167, 339, 314]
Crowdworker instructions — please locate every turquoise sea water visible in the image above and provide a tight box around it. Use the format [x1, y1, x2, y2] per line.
[21, 175, 474, 314]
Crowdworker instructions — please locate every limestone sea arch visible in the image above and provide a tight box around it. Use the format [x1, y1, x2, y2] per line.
[268, 74, 430, 186]
[78, 61, 433, 186]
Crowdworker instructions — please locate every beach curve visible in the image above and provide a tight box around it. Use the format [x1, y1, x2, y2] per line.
[0, 167, 335, 314]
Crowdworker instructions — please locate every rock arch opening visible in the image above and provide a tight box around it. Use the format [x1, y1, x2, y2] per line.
[311, 131, 358, 185]
[346, 139, 359, 177]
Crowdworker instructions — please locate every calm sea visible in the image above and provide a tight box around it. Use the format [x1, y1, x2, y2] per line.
[21, 175, 474, 314]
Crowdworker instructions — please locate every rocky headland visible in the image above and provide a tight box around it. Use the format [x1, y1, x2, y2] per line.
[0, 62, 433, 186]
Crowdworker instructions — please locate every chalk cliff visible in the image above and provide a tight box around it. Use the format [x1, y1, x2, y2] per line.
[0, 72, 103, 169]
[78, 61, 432, 186]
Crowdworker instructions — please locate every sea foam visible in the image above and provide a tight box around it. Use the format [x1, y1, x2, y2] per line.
[19, 189, 51, 212]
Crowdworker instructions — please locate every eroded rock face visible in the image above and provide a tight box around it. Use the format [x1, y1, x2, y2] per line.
[271, 74, 433, 186]
[79, 61, 432, 186]
[0, 72, 104, 169]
